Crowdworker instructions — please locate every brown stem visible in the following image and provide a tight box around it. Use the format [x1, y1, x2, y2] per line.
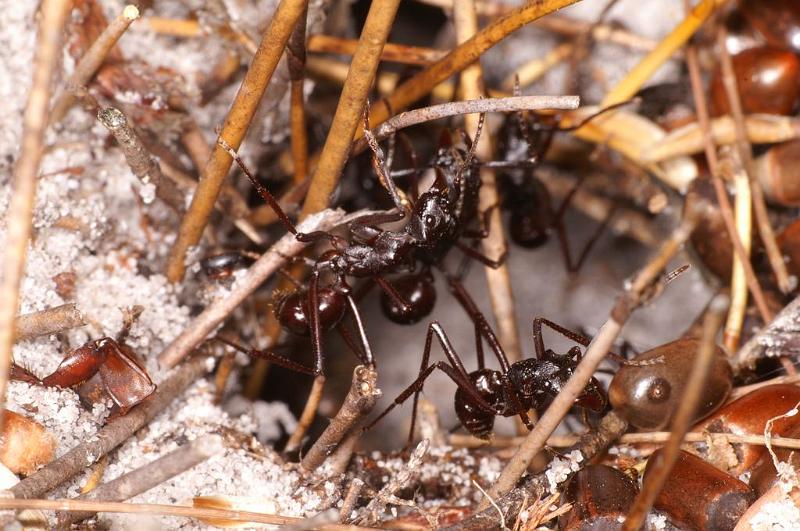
[0, 0, 70, 443]
[365, 0, 581, 130]
[623, 294, 728, 530]
[284, 374, 325, 453]
[158, 209, 375, 368]
[57, 434, 224, 527]
[14, 303, 85, 341]
[11, 354, 212, 499]
[483, 209, 699, 505]
[288, 8, 309, 185]
[97, 107, 185, 212]
[50, 4, 139, 124]
[299, 0, 402, 219]
[166, 0, 309, 283]
[300, 365, 380, 471]
[308, 35, 445, 65]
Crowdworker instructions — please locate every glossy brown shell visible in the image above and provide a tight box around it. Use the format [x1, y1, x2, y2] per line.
[609, 338, 732, 431]
[559, 465, 638, 531]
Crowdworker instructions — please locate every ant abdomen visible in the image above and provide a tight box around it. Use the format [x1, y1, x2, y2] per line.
[608, 338, 732, 431]
[275, 288, 347, 336]
[380, 273, 436, 325]
[506, 179, 554, 248]
[454, 369, 504, 440]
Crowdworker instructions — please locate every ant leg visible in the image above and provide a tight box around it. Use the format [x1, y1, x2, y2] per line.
[307, 270, 325, 376]
[374, 275, 411, 313]
[41, 341, 109, 388]
[215, 337, 315, 376]
[532, 317, 592, 361]
[395, 132, 421, 202]
[363, 104, 410, 214]
[462, 203, 500, 239]
[455, 241, 507, 269]
[554, 201, 616, 273]
[10, 364, 41, 385]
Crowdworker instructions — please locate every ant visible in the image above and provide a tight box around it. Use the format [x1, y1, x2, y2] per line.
[11, 337, 155, 416]
[367, 277, 608, 443]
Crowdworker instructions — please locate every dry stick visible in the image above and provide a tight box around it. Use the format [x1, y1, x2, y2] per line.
[0, 498, 376, 530]
[352, 95, 580, 155]
[446, 411, 629, 531]
[158, 209, 371, 368]
[165, 0, 309, 283]
[49, 5, 139, 125]
[288, 8, 309, 185]
[300, 365, 380, 471]
[14, 303, 85, 341]
[364, 0, 582, 134]
[717, 28, 792, 296]
[623, 294, 728, 531]
[57, 434, 225, 527]
[453, 0, 522, 371]
[11, 354, 211, 499]
[685, 44, 774, 328]
[97, 107, 185, 212]
[339, 478, 365, 523]
[308, 35, 445, 66]
[285, 374, 325, 452]
[600, 0, 725, 108]
[0, 0, 70, 441]
[298, 0, 401, 219]
[482, 210, 700, 507]
[306, 56, 400, 97]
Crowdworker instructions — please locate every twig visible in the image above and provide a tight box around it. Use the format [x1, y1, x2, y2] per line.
[14, 303, 85, 341]
[339, 478, 365, 523]
[453, 0, 522, 370]
[445, 411, 629, 530]
[0, 498, 375, 529]
[97, 107, 185, 212]
[734, 294, 800, 372]
[600, 0, 724, 107]
[166, 0, 309, 283]
[298, 0, 401, 219]
[278, 508, 340, 531]
[288, 7, 309, 185]
[482, 207, 699, 506]
[0, 0, 70, 441]
[365, 0, 582, 130]
[502, 42, 574, 90]
[308, 35, 445, 66]
[57, 434, 225, 527]
[352, 95, 580, 155]
[285, 374, 325, 453]
[300, 365, 380, 471]
[50, 5, 139, 124]
[355, 439, 430, 526]
[11, 354, 212, 499]
[622, 294, 728, 530]
[158, 208, 375, 368]
[717, 28, 792, 295]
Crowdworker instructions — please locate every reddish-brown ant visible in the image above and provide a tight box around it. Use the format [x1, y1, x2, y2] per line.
[11, 337, 155, 416]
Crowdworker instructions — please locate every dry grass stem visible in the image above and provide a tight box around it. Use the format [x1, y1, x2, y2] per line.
[14, 303, 85, 341]
[97, 107, 185, 212]
[288, 8, 309, 185]
[623, 294, 728, 530]
[601, 0, 724, 108]
[300, 366, 380, 470]
[58, 434, 225, 526]
[502, 42, 574, 90]
[11, 354, 212, 499]
[166, 0, 309, 283]
[50, 5, 139, 124]
[306, 57, 399, 96]
[308, 35, 445, 65]
[353, 95, 579, 154]
[284, 374, 326, 453]
[717, 28, 792, 296]
[0, 0, 70, 440]
[365, 0, 582, 131]
[159, 209, 373, 368]
[483, 209, 699, 505]
[298, 0, 401, 219]
[453, 0, 522, 368]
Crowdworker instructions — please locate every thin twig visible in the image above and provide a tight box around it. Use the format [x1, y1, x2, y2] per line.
[717, 28, 792, 295]
[298, 0, 401, 219]
[352, 95, 579, 155]
[0, 0, 70, 441]
[11, 354, 212, 499]
[288, 7, 309, 185]
[158, 209, 376, 368]
[339, 478, 365, 523]
[278, 509, 340, 531]
[482, 208, 700, 505]
[97, 107, 185, 212]
[57, 434, 225, 527]
[50, 5, 140, 124]
[308, 35, 445, 65]
[502, 42, 574, 90]
[284, 374, 325, 453]
[300, 365, 380, 471]
[623, 294, 728, 530]
[166, 0, 309, 282]
[14, 303, 85, 341]
[365, 0, 582, 131]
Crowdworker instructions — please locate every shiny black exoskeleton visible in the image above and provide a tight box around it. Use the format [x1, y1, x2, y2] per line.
[201, 251, 255, 280]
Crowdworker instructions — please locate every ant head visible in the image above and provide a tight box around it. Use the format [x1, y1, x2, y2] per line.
[275, 287, 347, 336]
[407, 190, 454, 245]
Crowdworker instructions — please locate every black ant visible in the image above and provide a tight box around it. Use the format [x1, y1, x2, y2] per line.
[367, 277, 608, 443]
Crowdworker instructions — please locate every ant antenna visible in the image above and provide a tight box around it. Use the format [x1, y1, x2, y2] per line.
[363, 101, 412, 214]
[665, 264, 691, 284]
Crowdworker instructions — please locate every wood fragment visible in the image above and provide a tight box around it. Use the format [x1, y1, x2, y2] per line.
[14, 304, 85, 341]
